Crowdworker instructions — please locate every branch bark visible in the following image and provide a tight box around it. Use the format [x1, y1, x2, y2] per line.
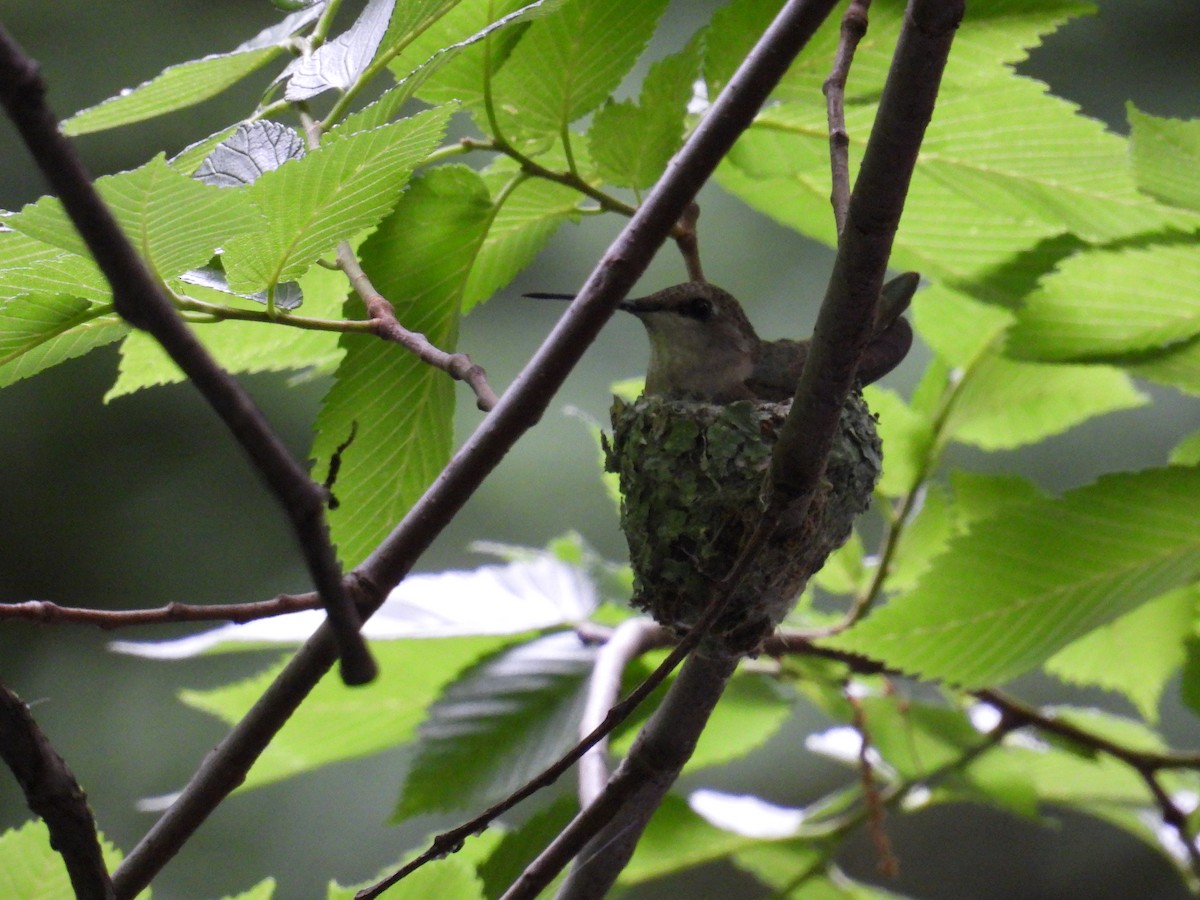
[514, 652, 739, 900]
[0, 682, 114, 900]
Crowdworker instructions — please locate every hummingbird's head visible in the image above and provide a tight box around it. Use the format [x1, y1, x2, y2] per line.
[618, 282, 759, 402]
[524, 282, 761, 402]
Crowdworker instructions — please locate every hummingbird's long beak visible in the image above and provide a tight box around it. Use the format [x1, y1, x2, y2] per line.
[523, 292, 577, 302]
[524, 291, 646, 314]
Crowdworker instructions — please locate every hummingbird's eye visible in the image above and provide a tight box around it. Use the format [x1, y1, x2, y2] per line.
[681, 296, 714, 321]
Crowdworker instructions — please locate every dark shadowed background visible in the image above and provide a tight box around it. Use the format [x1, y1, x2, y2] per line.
[1, 1, 1198, 897]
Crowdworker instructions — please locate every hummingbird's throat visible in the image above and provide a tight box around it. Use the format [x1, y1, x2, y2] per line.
[643, 320, 756, 402]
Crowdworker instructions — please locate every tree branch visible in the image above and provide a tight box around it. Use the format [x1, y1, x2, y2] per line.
[824, 0, 871, 236]
[0, 682, 114, 900]
[0, 594, 320, 629]
[336, 242, 499, 411]
[516, 652, 739, 900]
[0, 25, 375, 688]
[770, 0, 962, 505]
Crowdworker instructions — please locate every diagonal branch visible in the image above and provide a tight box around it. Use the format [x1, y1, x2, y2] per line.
[0, 24, 375, 688]
[770, 0, 962, 505]
[0, 681, 114, 900]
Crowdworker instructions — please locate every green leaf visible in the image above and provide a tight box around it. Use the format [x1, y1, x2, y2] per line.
[390, 0, 562, 112]
[65, 49, 277, 137]
[1122, 334, 1200, 396]
[1129, 104, 1200, 212]
[1180, 638, 1200, 720]
[714, 3, 1186, 283]
[0, 229, 107, 303]
[223, 105, 454, 294]
[477, 798, 576, 898]
[948, 471, 1047, 532]
[915, 287, 1146, 451]
[225, 878, 277, 900]
[863, 385, 934, 497]
[488, 0, 671, 141]
[462, 164, 581, 309]
[1045, 585, 1197, 722]
[181, 636, 510, 790]
[329, 853, 484, 900]
[1172, 430, 1200, 466]
[587, 34, 701, 190]
[311, 164, 490, 567]
[966, 740, 1150, 809]
[885, 482, 953, 594]
[859, 696, 983, 781]
[812, 528, 864, 596]
[825, 467, 1200, 687]
[0, 820, 130, 900]
[60, 6, 324, 135]
[945, 352, 1146, 451]
[0, 295, 128, 388]
[105, 259, 349, 399]
[610, 671, 791, 772]
[6, 155, 259, 281]
[1008, 242, 1200, 361]
[619, 795, 768, 886]
[736, 842, 891, 898]
[397, 633, 594, 818]
[689, 673, 792, 771]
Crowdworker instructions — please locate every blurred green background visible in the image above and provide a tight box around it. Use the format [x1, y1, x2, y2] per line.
[1, 1, 1198, 897]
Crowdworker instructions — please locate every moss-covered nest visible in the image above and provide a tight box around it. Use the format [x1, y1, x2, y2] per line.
[606, 391, 882, 655]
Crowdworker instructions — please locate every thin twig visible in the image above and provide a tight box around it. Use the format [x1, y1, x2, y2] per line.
[524, 653, 740, 900]
[462, 134, 702, 250]
[1142, 771, 1200, 880]
[770, 0, 962, 505]
[337, 243, 499, 411]
[0, 26, 375, 687]
[974, 688, 1200, 772]
[823, 0, 871, 236]
[0, 682, 114, 900]
[355, 630, 700, 900]
[0, 594, 321, 629]
[577, 619, 671, 807]
[773, 639, 1200, 877]
[675, 201, 704, 281]
[847, 691, 899, 878]
[296, 105, 499, 413]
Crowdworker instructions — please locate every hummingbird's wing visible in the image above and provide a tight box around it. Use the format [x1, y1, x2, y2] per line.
[746, 338, 807, 402]
[859, 316, 913, 384]
[876, 272, 919, 331]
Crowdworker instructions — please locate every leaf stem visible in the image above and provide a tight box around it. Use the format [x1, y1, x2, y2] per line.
[174, 295, 376, 333]
[310, 0, 345, 45]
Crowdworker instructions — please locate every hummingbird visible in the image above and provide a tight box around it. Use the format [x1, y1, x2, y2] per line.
[527, 273, 918, 403]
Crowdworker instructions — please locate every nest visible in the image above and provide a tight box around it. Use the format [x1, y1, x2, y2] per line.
[606, 391, 882, 655]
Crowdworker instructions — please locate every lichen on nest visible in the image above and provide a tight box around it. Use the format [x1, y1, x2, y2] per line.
[606, 391, 882, 656]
